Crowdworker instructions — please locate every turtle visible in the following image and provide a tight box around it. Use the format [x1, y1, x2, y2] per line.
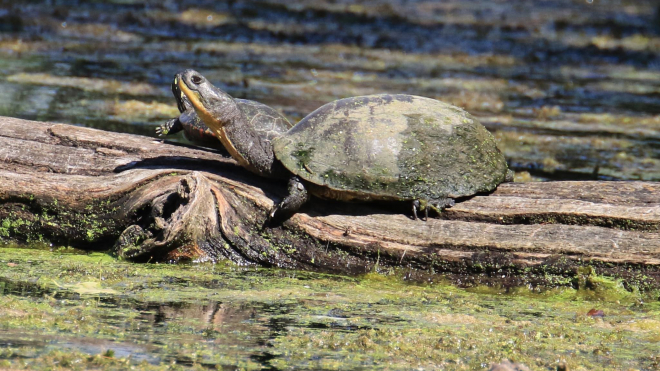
[157, 75, 293, 152]
[175, 69, 512, 220]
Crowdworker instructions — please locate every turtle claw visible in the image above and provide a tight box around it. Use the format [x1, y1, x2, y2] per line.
[157, 117, 184, 138]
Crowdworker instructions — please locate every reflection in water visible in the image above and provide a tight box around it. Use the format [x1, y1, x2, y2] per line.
[0, 275, 272, 367]
[0, 268, 390, 369]
[1, 246, 659, 370]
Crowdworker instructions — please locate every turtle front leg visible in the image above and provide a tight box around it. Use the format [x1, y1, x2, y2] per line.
[269, 176, 310, 222]
[156, 116, 184, 137]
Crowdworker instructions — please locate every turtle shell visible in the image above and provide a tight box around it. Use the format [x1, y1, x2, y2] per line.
[272, 94, 508, 202]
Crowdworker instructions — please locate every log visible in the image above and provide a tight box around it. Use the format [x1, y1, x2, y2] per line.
[1, 116, 659, 285]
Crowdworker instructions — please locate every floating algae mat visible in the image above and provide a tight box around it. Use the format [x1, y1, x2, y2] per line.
[0, 246, 658, 370]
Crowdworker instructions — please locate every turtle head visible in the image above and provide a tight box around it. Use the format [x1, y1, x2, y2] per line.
[174, 69, 272, 175]
[175, 69, 239, 132]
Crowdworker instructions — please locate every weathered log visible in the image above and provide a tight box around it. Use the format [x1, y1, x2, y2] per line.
[1, 116, 659, 284]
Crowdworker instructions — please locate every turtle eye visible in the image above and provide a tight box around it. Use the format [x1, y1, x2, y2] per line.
[191, 74, 203, 85]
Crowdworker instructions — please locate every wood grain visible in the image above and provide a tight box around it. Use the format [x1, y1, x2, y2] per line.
[1, 116, 659, 282]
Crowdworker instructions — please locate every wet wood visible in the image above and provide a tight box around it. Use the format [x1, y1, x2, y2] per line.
[1, 116, 659, 279]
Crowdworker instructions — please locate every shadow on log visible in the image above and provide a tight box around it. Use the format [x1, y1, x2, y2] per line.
[1, 116, 659, 286]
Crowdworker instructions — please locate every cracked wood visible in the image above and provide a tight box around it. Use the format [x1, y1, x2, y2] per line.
[0, 116, 659, 281]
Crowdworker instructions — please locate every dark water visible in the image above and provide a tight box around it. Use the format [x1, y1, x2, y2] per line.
[2, 1, 660, 369]
[1, 0, 659, 180]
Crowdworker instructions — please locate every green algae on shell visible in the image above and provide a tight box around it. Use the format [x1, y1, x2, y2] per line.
[273, 94, 509, 203]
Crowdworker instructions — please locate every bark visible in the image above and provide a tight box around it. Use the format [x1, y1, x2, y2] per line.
[1, 116, 659, 285]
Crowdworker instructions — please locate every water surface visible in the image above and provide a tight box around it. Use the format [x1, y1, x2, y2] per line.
[1, 1, 660, 369]
[1, 246, 659, 370]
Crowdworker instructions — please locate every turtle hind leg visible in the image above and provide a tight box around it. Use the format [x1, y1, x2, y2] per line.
[412, 200, 421, 220]
[411, 197, 454, 220]
[156, 117, 184, 137]
[268, 176, 310, 224]
[505, 169, 515, 182]
[429, 197, 455, 218]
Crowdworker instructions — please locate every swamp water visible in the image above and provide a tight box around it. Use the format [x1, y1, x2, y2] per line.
[1, 245, 660, 370]
[1, 0, 660, 369]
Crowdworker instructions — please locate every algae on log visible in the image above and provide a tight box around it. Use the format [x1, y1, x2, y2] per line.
[0, 116, 659, 282]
